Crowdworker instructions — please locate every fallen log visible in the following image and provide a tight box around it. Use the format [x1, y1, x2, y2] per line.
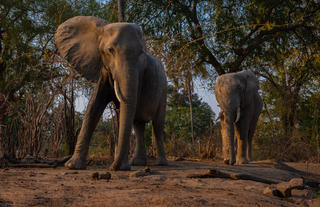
[7, 155, 71, 168]
[188, 169, 281, 184]
[8, 163, 58, 168]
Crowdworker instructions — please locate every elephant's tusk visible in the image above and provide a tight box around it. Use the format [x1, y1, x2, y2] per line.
[235, 107, 240, 123]
[114, 80, 125, 103]
[216, 110, 223, 121]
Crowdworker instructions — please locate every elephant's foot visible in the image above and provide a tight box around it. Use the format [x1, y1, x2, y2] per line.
[223, 158, 235, 165]
[235, 157, 249, 165]
[65, 155, 86, 170]
[156, 157, 168, 166]
[109, 160, 131, 171]
[130, 156, 147, 166]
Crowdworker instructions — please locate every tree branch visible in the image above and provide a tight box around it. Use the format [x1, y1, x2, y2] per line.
[231, 23, 308, 72]
[172, 0, 225, 75]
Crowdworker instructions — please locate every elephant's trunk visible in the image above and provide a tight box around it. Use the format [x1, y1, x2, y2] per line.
[216, 110, 224, 121]
[221, 111, 236, 165]
[112, 101, 136, 169]
[110, 64, 139, 170]
[222, 124, 235, 164]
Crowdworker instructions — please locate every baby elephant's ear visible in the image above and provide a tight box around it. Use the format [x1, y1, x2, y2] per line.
[55, 16, 108, 82]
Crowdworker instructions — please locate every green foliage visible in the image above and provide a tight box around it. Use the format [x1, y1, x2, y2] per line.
[0, 0, 115, 158]
[127, 0, 319, 77]
[89, 119, 111, 157]
[165, 86, 215, 142]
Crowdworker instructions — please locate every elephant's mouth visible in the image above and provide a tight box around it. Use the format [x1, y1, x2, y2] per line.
[104, 67, 125, 103]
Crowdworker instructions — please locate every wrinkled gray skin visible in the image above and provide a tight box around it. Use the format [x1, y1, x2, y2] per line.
[54, 16, 168, 171]
[215, 70, 262, 165]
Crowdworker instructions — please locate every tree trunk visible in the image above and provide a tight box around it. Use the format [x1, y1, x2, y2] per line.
[64, 79, 76, 156]
[117, 0, 125, 22]
[109, 104, 119, 158]
[186, 71, 195, 146]
[281, 86, 300, 138]
[0, 93, 8, 167]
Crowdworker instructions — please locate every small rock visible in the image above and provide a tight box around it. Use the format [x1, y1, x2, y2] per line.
[99, 172, 111, 181]
[130, 170, 149, 178]
[116, 174, 129, 179]
[264, 178, 306, 198]
[276, 178, 305, 197]
[174, 157, 185, 161]
[91, 172, 99, 180]
[152, 175, 167, 182]
[288, 178, 304, 189]
[29, 172, 36, 177]
[244, 186, 255, 191]
[144, 167, 151, 173]
[263, 186, 284, 197]
[275, 183, 292, 197]
[63, 171, 79, 175]
[22, 155, 35, 162]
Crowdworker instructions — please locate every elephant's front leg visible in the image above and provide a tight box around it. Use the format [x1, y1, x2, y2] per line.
[65, 78, 111, 169]
[130, 121, 147, 166]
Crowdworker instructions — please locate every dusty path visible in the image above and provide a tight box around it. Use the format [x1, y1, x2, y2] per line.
[0, 159, 319, 207]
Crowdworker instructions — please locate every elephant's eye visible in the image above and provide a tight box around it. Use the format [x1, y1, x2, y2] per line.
[108, 47, 115, 55]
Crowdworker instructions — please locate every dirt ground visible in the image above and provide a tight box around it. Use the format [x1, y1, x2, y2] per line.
[0, 158, 319, 207]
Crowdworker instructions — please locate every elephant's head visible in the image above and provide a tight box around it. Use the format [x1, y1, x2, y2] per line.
[54, 16, 147, 105]
[98, 23, 147, 103]
[215, 71, 257, 164]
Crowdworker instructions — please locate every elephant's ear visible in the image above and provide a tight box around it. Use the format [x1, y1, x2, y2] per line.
[244, 71, 260, 91]
[55, 16, 108, 82]
[239, 70, 259, 104]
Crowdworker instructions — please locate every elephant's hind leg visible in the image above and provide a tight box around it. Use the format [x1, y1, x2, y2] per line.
[65, 78, 111, 169]
[130, 121, 147, 166]
[247, 116, 259, 161]
[235, 121, 249, 165]
[152, 105, 168, 166]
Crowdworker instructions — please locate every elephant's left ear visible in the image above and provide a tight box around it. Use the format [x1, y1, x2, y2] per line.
[54, 16, 109, 82]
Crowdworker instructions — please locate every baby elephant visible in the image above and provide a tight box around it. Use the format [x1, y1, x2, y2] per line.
[215, 70, 262, 165]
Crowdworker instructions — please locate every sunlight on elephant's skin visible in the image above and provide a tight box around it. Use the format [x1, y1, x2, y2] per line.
[55, 16, 168, 170]
[215, 70, 263, 165]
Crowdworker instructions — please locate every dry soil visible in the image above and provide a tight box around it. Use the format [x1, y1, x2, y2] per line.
[0, 159, 319, 207]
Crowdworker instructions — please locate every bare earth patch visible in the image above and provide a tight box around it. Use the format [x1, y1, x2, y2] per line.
[0, 159, 319, 207]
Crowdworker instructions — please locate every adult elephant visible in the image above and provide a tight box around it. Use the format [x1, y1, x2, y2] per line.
[215, 70, 262, 165]
[54, 16, 168, 170]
